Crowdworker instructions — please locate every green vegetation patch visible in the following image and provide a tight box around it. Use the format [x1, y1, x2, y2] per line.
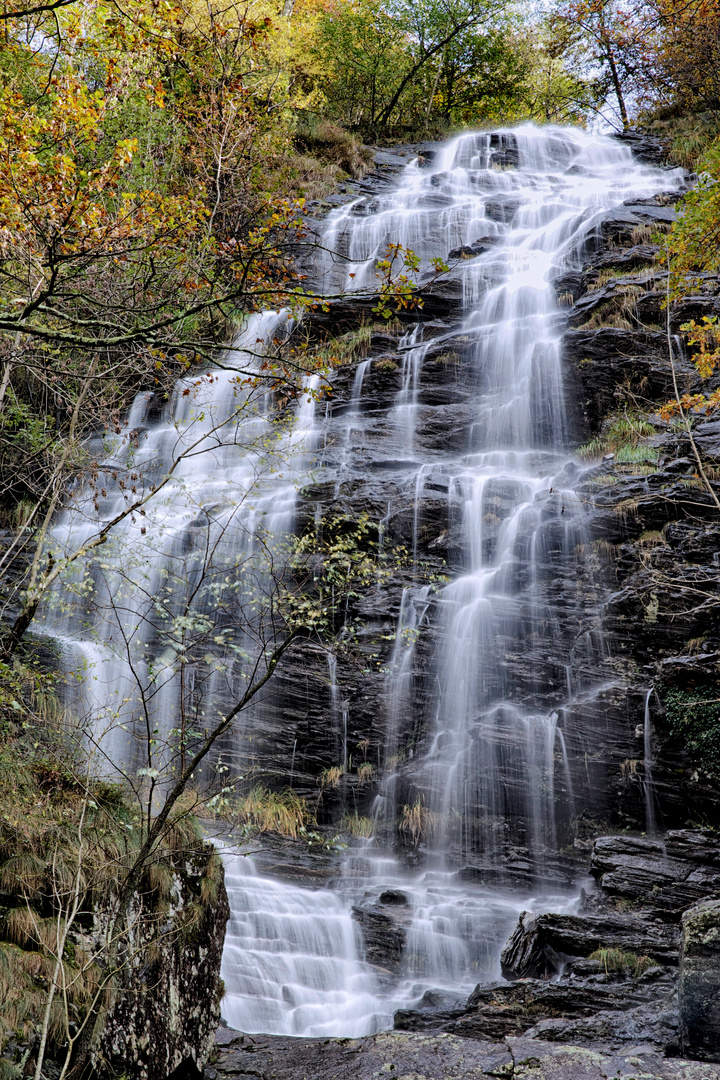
[662, 685, 720, 781]
[0, 669, 222, 1077]
[228, 784, 313, 839]
[578, 414, 659, 464]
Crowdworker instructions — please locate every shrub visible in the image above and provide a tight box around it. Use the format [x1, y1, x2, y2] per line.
[662, 685, 720, 780]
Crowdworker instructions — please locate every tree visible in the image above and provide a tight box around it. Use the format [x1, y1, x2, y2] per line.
[658, 144, 720, 480]
[430, 28, 531, 124]
[312, 0, 410, 129]
[547, 0, 646, 129]
[0, 0, 315, 625]
[311, 0, 522, 132]
[644, 0, 720, 116]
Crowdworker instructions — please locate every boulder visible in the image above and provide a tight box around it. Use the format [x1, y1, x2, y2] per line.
[500, 911, 679, 979]
[679, 897, 720, 1061]
[98, 849, 229, 1080]
[379, 888, 409, 905]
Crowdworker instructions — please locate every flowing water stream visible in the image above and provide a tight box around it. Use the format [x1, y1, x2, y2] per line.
[44, 125, 683, 1038]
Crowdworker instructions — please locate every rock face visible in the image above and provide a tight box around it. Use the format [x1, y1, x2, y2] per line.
[591, 833, 720, 913]
[679, 899, 720, 1062]
[205, 1028, 720, 1080]
[97, 849, 229, 1080]
[200, 131, 720, 1072]
[232, 134, 720, 888]
[351, 903, 407, 971]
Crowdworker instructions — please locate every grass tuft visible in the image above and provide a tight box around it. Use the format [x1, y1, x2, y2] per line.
[319, 765, 344, 789]
[589, 947, 654, 977]
[233, 785, 312, 838]
[399, 796, 436, 847]
[578, 413, 658, 463]
[339, 812, 374, 838]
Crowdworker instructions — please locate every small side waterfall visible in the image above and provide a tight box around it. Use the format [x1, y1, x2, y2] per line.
[44, 125, 684, 1038]
[644, 688, 657, 835]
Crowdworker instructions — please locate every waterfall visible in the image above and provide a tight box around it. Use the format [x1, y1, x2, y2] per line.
[317, 125, 683, 876]
[43, 124, 684, 1038]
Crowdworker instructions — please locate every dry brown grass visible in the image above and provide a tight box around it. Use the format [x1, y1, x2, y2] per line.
[319, 765, 344, 789]
[0, 736, 222, 1072]
[399, 797, 437, 848]
[340, 812, 374, 838]
[233, 785, 312, 838]
[356, 762, 374, 784]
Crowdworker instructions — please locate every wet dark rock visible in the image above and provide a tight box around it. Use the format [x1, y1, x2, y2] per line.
[500, 911, 679, 980]
[484, 196, 522, 224]
[680, 898, 720, 1061]
[585, 243, 659, 275]
[623, 201, 677, 224]
[450, 972, 677, 1044]
[351, 904, 407, 971]
[590, 832, 720, 914]
[521, 1002, 680, 1056]
[379, 888, 409, 905]
[489, 132, 520, 169]
[417, 274, 465, 317]
[448, 236, 500, 260]
[600, 208, 648, 243]
[612, 131, 671, 166]
[205, 1029, 720, 1078]
[566, 277, 661, 330]
[693, 416, 720, 456]
[448, 244, 478, 260]
[490, 150, 518, 169]
[553, 270, 585, 302]
[394, 1007, 467, 1032]
[563, 326, 697, 440]
[663, 456, 695, 474]
[670, 294, 720, 331]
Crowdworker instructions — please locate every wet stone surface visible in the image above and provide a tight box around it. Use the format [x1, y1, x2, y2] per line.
[204, 1030, 720, 1080]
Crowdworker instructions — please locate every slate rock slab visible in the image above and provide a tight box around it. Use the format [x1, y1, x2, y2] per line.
[205, 1030, 514, 1079]
[205, 1031, 720, 1080]
[500, 911, 679, 979]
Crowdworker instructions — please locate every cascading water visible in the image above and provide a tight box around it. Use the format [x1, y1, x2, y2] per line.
[643, 688, 657, 835]
[45, 124, 684, 1038]
[43, 311, 321, 772]
[220, 853, 394, 1037]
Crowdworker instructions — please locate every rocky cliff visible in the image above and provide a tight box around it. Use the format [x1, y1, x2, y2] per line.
[228, 133, 720, 884]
